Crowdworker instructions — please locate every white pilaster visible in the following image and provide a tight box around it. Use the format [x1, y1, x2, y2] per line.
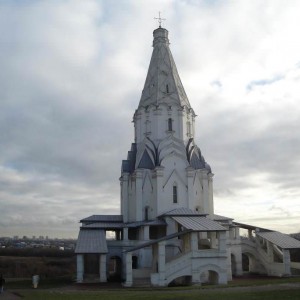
[76, 254, 84, 283]
[121, 173, 129, 223]
[143, 225, 150, 240]
[123, 252, 133, 287]
[186, 167, 194, 209]
[99, 254, 107, 282]
[218, 231, 226, 252]
[123, 227, 128, 240]
[135, 170, 143, 221]
[158, 241, 166, 286]
[283, 249, 291, 276]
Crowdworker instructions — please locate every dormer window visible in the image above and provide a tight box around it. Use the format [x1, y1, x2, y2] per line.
[168, 118, 173, 131]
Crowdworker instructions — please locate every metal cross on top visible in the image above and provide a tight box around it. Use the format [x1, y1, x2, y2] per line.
[154, 12, 166, 28]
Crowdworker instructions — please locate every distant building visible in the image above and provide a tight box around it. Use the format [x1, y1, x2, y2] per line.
[75, 26, 300, 286]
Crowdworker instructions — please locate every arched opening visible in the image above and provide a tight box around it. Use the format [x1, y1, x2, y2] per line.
[145, 206, 149, 221]
[200, 270, 219, 285]
[84, 254, 99, 275]
[231, 254, 237, 277]
[242, 253, 250, 272]
[108, 256, 122, 282]
[168, 275, 192, 286]
[132, 255, 138, 269]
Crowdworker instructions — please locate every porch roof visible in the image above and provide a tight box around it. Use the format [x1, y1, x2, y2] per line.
[75, 229, 108, 254]
[172, 216, 226, 232]
[256, 231, 300, 249]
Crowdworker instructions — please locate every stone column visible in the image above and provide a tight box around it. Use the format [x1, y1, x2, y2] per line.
[266, 241, 274, 262]
[190, 232, 198, 252]
[123, 252, 133, 287]
[143, 225, 150, 240]
[218, 231, 226, 252]
[158, 241, 166, 286]
[283, 249, 291, 276]
[235, 227, 240, 240]
[190, 232, 201, 285]
[76, 254, 84, 283]
[210, 232, 217, 249]
[99, 254, 107, 282]
[123, 227, 128, 240]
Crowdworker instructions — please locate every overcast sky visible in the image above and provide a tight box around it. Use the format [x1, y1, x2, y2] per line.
[1, 0, 300, 238]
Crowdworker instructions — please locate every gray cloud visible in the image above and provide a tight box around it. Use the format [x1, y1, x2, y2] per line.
[1, 0, 300, 237]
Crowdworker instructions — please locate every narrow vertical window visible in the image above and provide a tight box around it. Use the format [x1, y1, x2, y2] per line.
[145, 206, 149, 221]
[166, 84, 169, 93]
[168, 118, 172, 131]
[187, 122, 191, 135]
[173, 185, 178, 203]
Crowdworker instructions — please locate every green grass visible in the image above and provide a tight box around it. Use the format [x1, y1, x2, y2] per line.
[4, 276, 300, 300]
[15, 288, 300, 300]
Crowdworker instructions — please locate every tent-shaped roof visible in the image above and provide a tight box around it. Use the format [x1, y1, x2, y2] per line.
[75, 229, 107, 253]
[138, 27, 191, 109]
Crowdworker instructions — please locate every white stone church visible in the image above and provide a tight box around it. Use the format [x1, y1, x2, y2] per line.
[75, 26, 300, 287]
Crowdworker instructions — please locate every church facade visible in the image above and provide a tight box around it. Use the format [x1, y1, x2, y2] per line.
[75, 26, 300, 287]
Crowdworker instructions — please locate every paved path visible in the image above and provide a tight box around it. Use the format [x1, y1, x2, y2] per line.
[0, 291, 22, 299]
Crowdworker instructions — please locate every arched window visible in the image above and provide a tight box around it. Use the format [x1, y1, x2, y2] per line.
[168, 118, 173, 131]
[173, 184, 178, 203]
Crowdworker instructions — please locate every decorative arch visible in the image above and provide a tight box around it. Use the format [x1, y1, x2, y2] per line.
[197, 264, 226, 285]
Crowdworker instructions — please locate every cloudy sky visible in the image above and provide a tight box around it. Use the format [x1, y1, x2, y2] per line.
[1, 0, 300, 238]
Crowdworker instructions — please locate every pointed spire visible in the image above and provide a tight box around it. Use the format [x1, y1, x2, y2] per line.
[138, 28, 191, 109]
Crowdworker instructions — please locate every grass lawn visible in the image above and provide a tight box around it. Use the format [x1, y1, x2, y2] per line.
[5, 276, 300, 300]
[15, 288, 300, 300]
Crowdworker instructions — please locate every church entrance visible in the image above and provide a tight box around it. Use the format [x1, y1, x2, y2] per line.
[84, 254, 99, 275]
[108, 256, 122, 282]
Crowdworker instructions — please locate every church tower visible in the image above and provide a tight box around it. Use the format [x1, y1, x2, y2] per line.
[120, 26, 214, 223]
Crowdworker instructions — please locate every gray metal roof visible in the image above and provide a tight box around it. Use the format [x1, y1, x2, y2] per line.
[82, 219, 166, 229]
[213, 214, 233, 221]
[83, 222, 125, 229]
[75, 229, 107, 254]
[122, 143, 137, 173]
[256, 231, 300, 249]
[172, 216, 226, 231]
[162, 208, 206, 216]
[233, 221, 271, 232]
[80, 215, 123, 223]
[138, 150, 155, 169]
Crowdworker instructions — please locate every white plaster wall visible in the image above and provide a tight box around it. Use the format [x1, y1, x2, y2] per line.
[134, 104, 194, 145]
